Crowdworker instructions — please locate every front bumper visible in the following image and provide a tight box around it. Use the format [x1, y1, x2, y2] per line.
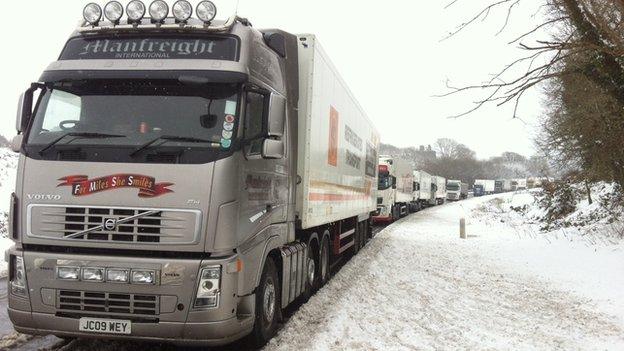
[8, 248, 254, 346]
[9, 309, 253, 346]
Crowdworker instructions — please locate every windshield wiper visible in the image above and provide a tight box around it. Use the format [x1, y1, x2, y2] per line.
[38, 132, 127, 155]
[130, 135, 221, 158]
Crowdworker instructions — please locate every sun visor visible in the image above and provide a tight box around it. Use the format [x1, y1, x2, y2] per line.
[39, 69, 248, 84]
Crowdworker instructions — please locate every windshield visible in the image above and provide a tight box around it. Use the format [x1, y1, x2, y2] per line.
[378, 172, 391, 191]
[447, 183, 460, 191]
[25, 80, 241, 164]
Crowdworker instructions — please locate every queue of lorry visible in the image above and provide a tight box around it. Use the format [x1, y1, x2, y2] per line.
[4, 1, 550, 348]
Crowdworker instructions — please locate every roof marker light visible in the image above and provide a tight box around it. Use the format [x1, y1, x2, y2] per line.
[83, 3, 103, 26]
[104, 1, 124, 24]
[149, 0, 169, 23]
[196, 1, 217, 24]
[173, 0, 193, 23]
[126, 0, 146, 23]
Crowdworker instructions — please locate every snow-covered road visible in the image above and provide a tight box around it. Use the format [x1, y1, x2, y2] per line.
[2, 194, 623, 350]
[266, 195, 624, 350]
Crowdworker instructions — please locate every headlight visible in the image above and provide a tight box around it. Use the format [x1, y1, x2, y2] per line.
[57, 266, 80, 280]
[83, 3, 103, 25]
[126, 0, 146, 22]
[194, 266, 221, 309]
[104, 1, 124, 23]
[10, 256, 28, 297]
[149, 0, 169, 22]
[172, 0, 193, 22]
[82, 267, 104, 282]
[107, 268, 129, 283]
[131, 270, 155, 284]
[196, 1, 217, 24]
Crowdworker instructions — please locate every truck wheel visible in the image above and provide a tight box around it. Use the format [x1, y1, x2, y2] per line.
[319, 233, 331, 286]
[304, 238, 320, 299]
[250, 258, 280, 347]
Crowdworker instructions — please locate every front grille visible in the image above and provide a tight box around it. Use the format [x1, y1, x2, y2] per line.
[62, 208, 163, 242]
[57, 290, 159, 319]
[29, 205, 201, 245]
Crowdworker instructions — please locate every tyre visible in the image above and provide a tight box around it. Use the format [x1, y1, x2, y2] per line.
[250, 258, 280, 348]
[304, 237, 320, 299]
[319, 232, 331, 286]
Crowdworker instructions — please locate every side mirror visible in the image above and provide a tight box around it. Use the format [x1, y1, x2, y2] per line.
[16, 84, 41, 133]
[11, 135, 23, 153]
[15, 93, 26, 133]
[262, 139, 284, 159]
[267, 94, 286, 137]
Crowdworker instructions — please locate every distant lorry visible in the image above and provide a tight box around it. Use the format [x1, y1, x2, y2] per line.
[475, 179, 495, 195]
[413, 170, 434, 209]
[433, 176, 447, 205]
[374, 156, 414, 222]
[473, 184, 485, 197]
[495, 179, 513, 193]
[446, 180, 468, 201]
[512, 178, 528, 191]
[7, 4, 380, 347]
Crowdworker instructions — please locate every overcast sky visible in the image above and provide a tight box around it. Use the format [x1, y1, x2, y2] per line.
[1, 0, 545, 159]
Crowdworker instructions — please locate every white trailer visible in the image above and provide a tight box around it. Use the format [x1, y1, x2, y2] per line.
[475, 179, 496, 194]
[434, 176, 447, 205]
[414, 170, 433, 209]
[297, 35, 380, 229]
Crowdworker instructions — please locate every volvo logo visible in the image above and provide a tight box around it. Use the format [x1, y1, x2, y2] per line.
[27, 194, 62, 201]
[103, 218, 117, 231]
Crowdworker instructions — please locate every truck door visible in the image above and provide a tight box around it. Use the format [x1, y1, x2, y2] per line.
[238, 89, 288, 244]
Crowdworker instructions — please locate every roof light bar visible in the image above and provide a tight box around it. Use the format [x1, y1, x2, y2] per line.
[79, 0, 224, 30]
[173, 1, 193, 23]
[104, 1, 124, 24]
[149, 0, 169, 23]
[83, 3, 103, 26]
[196, 1, 217, 24]
[126, 0, 146, 23]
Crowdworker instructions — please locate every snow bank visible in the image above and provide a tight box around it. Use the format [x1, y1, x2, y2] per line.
[0, 147, 17, 277]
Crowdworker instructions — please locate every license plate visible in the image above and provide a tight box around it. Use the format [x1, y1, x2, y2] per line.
[79, 317, 131, 335]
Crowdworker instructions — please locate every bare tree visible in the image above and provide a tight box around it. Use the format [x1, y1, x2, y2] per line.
[441, 0, 624, 118]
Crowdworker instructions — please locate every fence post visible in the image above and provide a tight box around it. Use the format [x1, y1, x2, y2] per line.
[460, 218, 466, 239]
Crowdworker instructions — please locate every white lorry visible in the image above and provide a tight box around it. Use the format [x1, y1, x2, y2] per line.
[446, 180, 468, 201]
[512, 178, 528, 190]
[434, 176, 447, 205]
[413, 170, 433, 210]
[373, 156, 414, 222]
[7, 4, 380, 347]
[475, 179, 496, 195]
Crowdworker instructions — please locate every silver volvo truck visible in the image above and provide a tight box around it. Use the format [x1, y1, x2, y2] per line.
[6, 1, 380, 347]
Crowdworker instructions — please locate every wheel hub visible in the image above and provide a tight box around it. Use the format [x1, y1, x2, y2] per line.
[307, 257, 315, 285]
[263, 278, 276, 322]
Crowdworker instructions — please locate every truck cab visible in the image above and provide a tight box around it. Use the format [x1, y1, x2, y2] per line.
[374, 157, 400, 222]
[446, 180, 467, 201]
